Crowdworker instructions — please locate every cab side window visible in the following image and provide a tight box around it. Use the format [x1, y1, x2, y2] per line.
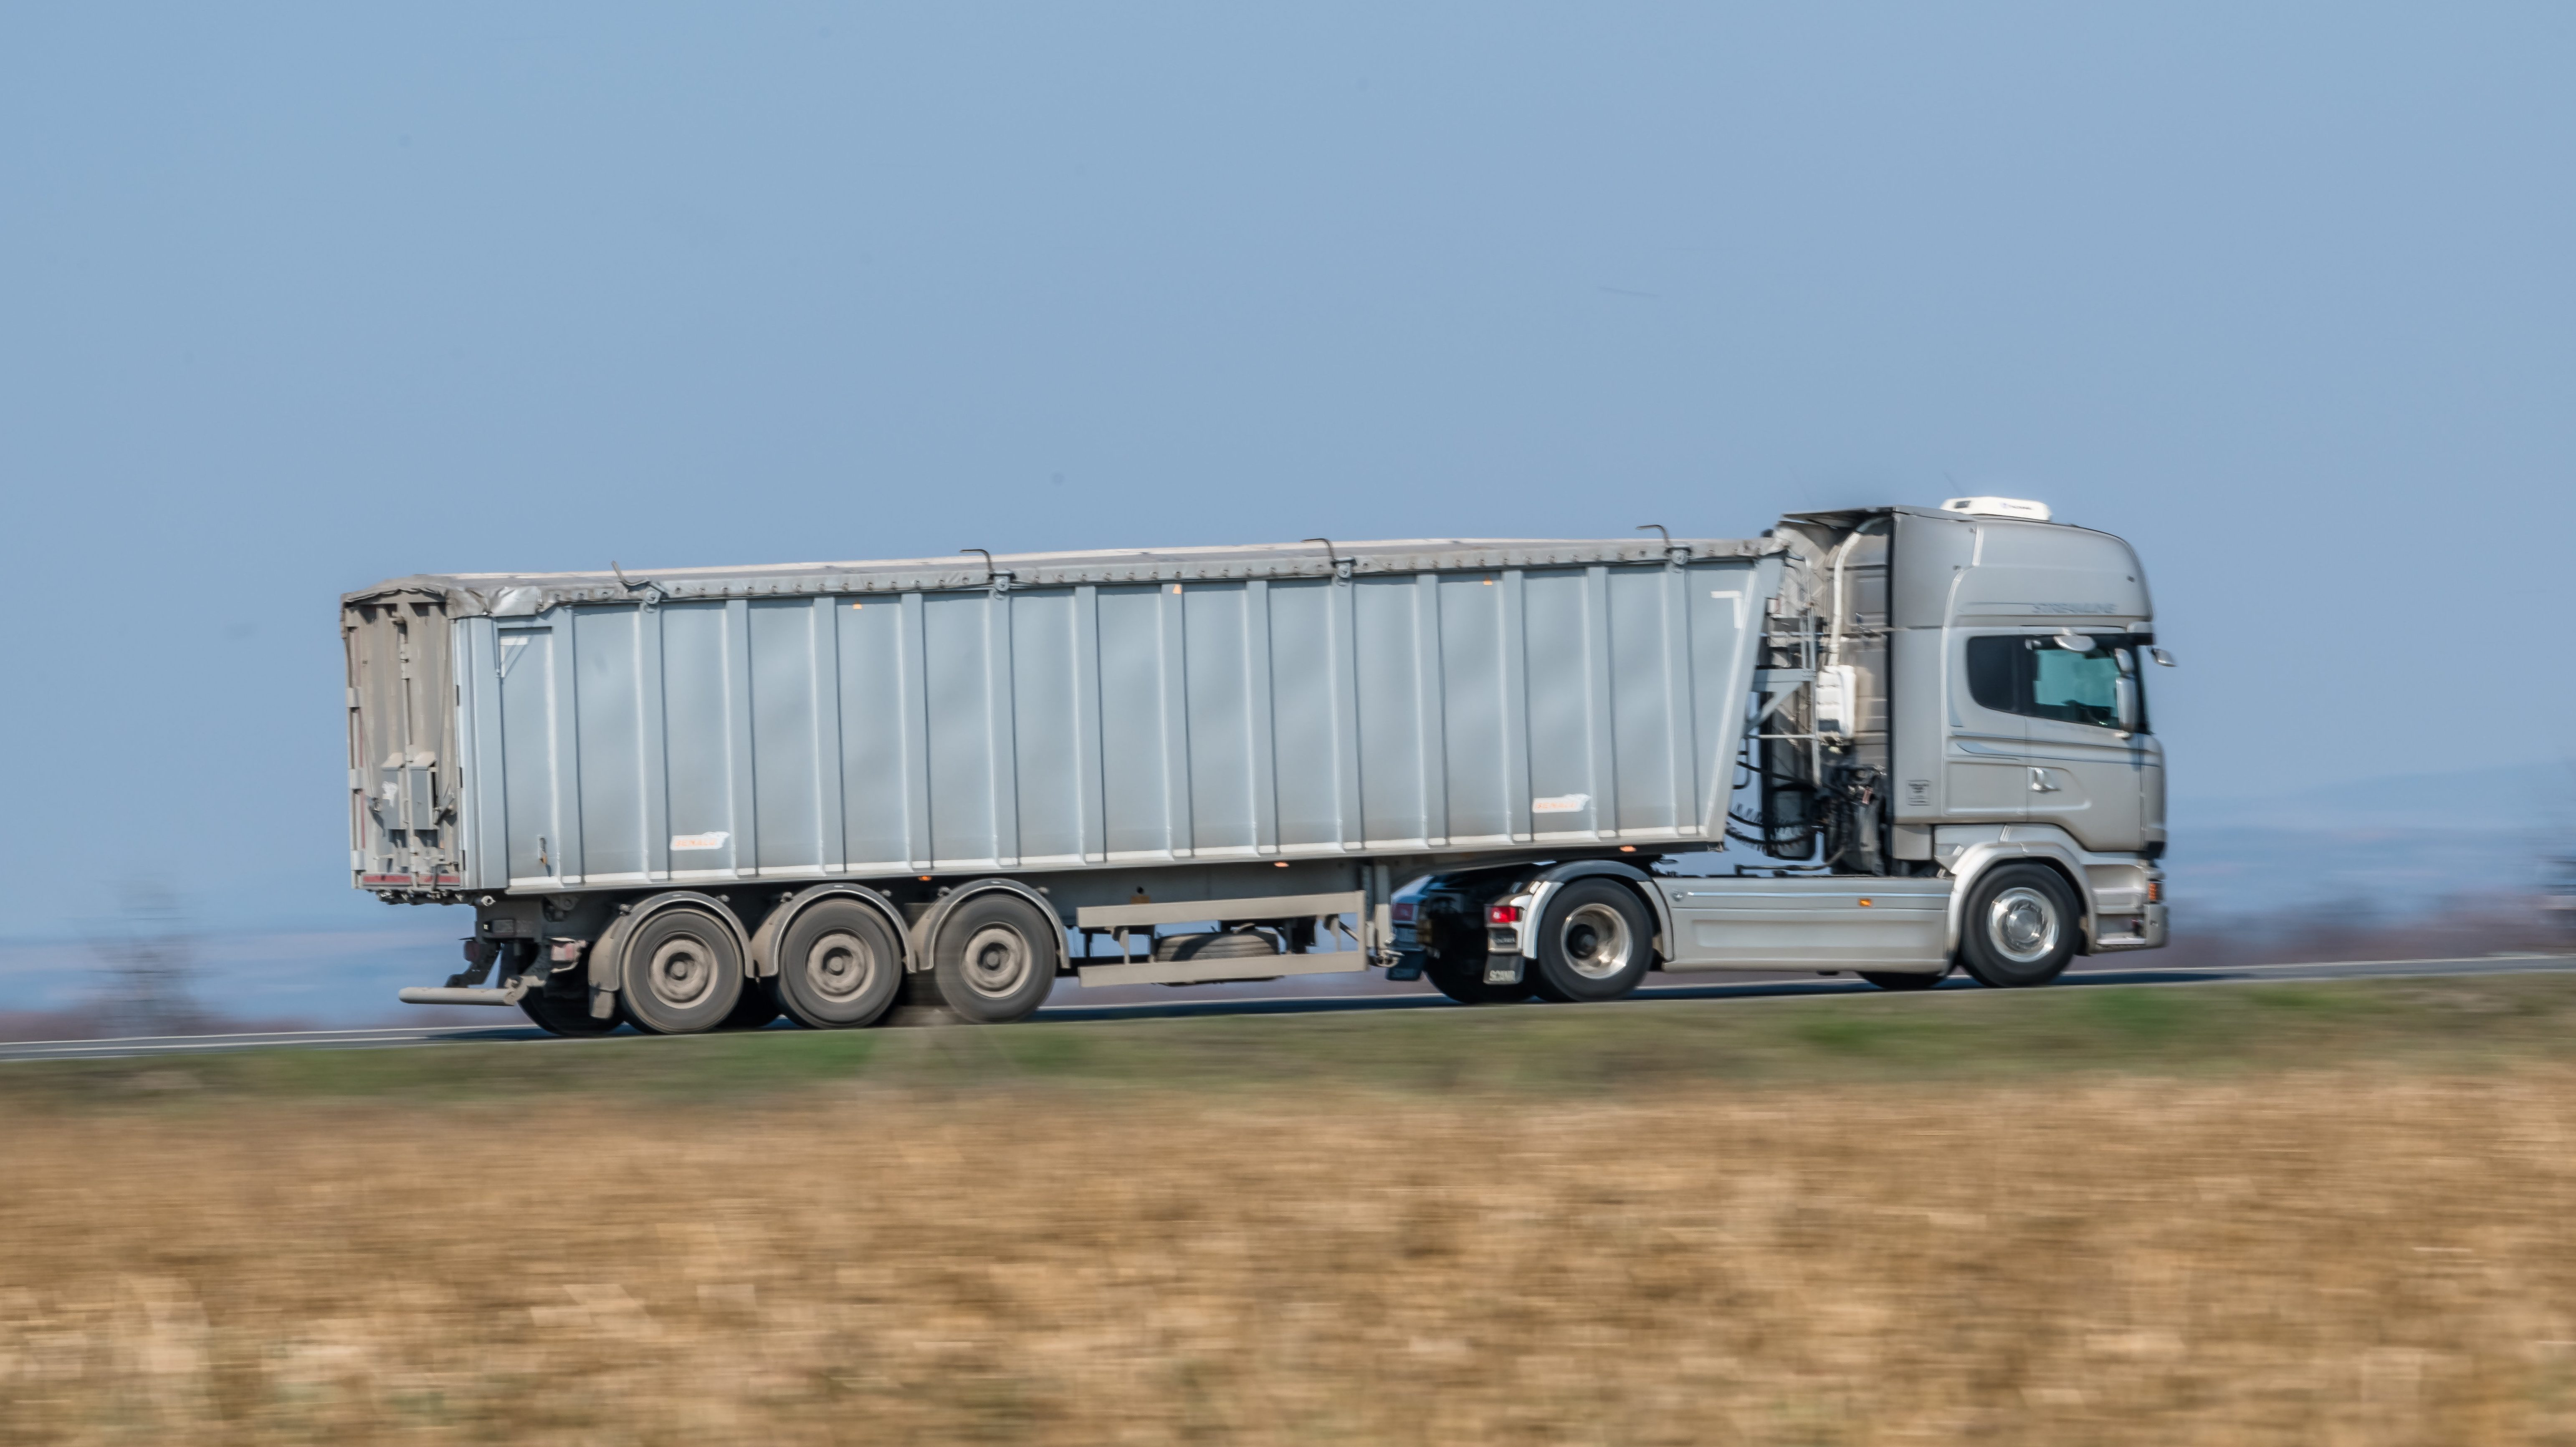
[1966, 635, 2140, 730]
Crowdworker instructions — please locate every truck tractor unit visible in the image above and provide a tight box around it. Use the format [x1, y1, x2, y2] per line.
[348, 497, 2169, 1033]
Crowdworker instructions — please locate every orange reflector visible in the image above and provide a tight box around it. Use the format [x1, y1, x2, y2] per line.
[1857, 898, 1873, 907]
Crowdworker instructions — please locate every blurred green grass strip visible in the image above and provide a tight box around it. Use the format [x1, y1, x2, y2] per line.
[5, 972, 2571, 1105]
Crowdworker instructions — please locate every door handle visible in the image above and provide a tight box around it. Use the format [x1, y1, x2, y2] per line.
[2028, 768, 2060, 793]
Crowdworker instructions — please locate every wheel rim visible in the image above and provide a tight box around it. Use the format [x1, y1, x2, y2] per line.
[1558, 902, 1634, 979]
[959, 924, 1032, 997]
[802, 929, 879, 1005]
[1985, 886, 2060, 965]
[647, 934, 720, 1008]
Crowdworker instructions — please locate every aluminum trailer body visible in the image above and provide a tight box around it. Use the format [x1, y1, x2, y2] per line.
[347, 502, 2168, 1030]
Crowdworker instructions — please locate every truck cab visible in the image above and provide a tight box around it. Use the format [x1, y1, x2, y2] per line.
[1398, 497, 2169, 1001]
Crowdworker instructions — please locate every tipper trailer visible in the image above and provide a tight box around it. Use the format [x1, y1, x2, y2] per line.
[349, 497, 2169, 1033]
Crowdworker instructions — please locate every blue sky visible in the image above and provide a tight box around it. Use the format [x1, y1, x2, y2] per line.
[2, 4, 2571, 990]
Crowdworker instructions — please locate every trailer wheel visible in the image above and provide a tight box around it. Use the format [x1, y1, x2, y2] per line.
[1528, 880, 1654, 1003]
[774, 899, 904, 1029]
[617, 907, 746, 1034]
[1958, 864, 2080, 988]
[520, 986, 618, 1035]
[931, 893, 1061, 1024]
[1860, 968, 1946, 992]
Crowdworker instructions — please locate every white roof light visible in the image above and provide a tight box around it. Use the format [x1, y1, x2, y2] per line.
[1940, 496, 2053, 522]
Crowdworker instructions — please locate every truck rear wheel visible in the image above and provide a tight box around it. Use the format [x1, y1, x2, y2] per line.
[617, 907, 746, 1034]
[774, 900, 904, 1029]
[931, 893, 1061, 1024]
[1528, 880, 1655, 1003]
[1958, 864, 2080, 988]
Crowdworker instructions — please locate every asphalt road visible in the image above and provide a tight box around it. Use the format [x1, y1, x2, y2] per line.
[5, 952, 2571, 1063]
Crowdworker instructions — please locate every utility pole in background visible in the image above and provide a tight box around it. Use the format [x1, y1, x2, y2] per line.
[88, 891, 202, 1037]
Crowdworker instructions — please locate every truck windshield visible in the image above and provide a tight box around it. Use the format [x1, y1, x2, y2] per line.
[1966, 634, 2143, 730]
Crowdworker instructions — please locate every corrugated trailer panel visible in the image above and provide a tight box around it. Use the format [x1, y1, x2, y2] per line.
[360, 540, 1785, 894]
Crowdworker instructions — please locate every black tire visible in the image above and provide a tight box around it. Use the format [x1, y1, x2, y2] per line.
[1860, 968, 1947, 992]
[721, 977, 782, 1030]
[1956, 864, 2081, 988]
[930, 892, 1061, 1024]
[1527, 880, 1655, 1003]
[1156, 929, 1282, 962]
[519, 985, 619, 1035]
[1415, 904, 1520, 1004]
[1424, 950, 1534, 1005]
[774, 899, 904, 1029]
[617, 907, 747, 1034]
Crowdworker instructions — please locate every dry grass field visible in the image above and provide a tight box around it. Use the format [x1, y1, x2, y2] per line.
[8, 974, 2576, 1444]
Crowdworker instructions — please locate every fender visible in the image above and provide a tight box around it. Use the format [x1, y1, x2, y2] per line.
[748, 883, 912, 979]
[586, 890, 757, 1009]
[905, 878, 1067, 975]
[1509, 859, 1678, 964]
[1941, 829, 2100, 955]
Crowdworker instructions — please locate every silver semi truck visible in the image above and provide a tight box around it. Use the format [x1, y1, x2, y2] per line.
[347, 497, 2168, 1033]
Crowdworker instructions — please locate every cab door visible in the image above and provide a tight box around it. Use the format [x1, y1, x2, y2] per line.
[2023, 637, 2151, 851]
[1966, 632, 2151, 852]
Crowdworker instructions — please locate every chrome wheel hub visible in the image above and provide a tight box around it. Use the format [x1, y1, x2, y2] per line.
[1558, 902, 1635, 980]
[1986, 886, 2060, 965]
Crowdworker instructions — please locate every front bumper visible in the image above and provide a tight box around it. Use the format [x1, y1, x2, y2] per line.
[2091, 901, 2169, 952]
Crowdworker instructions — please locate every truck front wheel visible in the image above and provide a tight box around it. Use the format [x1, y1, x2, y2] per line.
[1957, 864, 2080, 988]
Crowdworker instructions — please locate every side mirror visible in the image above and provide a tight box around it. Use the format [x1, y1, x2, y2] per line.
[2150, 647, 2175, 667]
[2114, 675, 2139, 734]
